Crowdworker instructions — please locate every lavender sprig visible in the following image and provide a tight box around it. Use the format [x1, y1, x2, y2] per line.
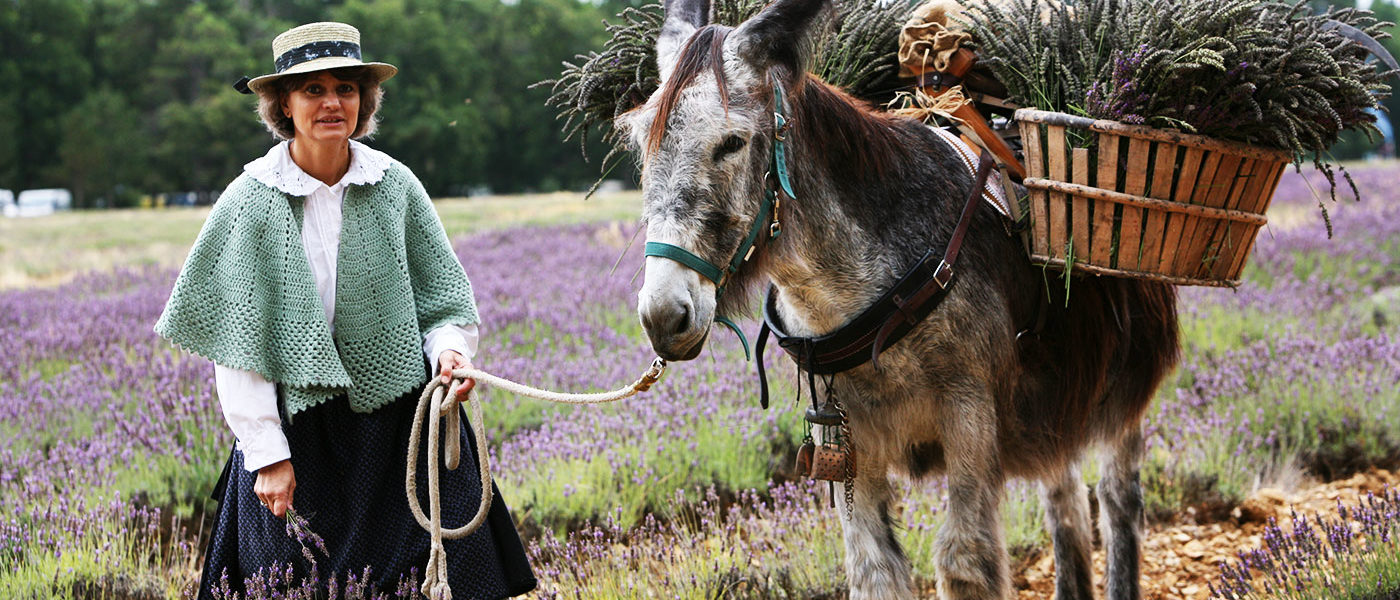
[284, 507, 329, 567]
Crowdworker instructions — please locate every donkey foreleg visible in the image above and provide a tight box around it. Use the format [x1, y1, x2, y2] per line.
[934, 399, 1010, 600]
[1098, 425, 1145, 600]
[1039, 461, 1094, 600]
[841, 470, 916, 600]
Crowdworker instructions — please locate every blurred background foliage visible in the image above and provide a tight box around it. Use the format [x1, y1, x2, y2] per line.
[0, 0, 643, 207]
[0, 0, 1396, 208]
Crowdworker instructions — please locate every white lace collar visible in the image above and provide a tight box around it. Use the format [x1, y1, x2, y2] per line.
[243, 140, 394, 196]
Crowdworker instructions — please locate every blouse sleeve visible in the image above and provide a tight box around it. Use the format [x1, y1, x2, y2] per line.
[213, 363, 291, 472]
[423, 323, 480, 374]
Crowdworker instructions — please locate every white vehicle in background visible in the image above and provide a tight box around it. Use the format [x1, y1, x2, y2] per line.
[15, 189, 72, 217]
[0, 190, 14, 217]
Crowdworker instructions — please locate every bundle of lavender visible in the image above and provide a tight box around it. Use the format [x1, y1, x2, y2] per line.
[961, 0, 1397, 226]
[538, 0, 913, 193]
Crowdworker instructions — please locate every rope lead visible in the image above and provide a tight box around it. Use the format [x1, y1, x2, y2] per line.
[404, 357, 667, 599]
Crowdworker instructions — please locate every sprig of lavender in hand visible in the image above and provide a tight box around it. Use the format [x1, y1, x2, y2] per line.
[285, 507, 329, 567]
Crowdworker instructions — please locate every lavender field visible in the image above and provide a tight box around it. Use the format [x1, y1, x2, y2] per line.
[3, 165, 1400, 599]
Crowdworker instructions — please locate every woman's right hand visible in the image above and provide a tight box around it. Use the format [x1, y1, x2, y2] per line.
[255, 459, 296, 518]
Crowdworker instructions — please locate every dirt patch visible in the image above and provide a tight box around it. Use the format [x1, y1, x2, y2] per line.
[1013, 469, 1399, 600]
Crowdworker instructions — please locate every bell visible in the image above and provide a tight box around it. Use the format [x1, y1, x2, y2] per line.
[795, 440, 815, 477]
[810, 442, 855, 482]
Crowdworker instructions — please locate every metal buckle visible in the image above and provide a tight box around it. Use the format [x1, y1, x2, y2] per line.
[774, 113, 789, 141]
[933, 260, 954, 289]
[770, 193, 782, 238]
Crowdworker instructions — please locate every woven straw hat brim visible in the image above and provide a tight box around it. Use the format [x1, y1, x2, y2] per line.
[247, 58, 397, 95]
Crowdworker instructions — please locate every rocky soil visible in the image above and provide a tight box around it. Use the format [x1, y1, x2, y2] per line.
[1014, 469, 1398, 600]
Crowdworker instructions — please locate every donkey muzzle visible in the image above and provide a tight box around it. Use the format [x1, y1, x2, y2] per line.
[640, 298, 708, 360]
[638, 258, 714, 360]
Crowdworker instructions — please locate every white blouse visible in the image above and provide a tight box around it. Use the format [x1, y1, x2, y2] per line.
[217, 140, 478, 472]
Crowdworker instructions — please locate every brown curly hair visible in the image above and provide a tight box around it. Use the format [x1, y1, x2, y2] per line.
[256, 66, 384, 140]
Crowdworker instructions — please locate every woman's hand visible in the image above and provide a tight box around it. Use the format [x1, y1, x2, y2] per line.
[439, 350, 476, 401]
[255, 459, 296, 519]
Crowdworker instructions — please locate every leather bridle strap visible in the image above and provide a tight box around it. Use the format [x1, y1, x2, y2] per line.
[643, 242, 725, 285]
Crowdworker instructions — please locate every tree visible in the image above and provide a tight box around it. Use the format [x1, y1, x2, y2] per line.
[1, 0, 92, 191]
[51, 88, 144, 207]
[145, 2, 269, 193]
[0, 0, 623, 202]
[473, 0, 616, 194]
[334, 0, 497, 194]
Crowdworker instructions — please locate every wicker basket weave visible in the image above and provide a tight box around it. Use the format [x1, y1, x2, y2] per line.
[1014, 109, 1291, 287]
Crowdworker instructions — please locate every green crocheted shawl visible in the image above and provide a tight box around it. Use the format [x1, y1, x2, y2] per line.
[155, 162, 478, 416]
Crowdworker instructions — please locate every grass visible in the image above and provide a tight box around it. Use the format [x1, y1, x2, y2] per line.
[6, 169, 1400, 598]
[0, 190, 641, 290]
[504, 398, 800, 532]
[0, 494, 186, 600]
[0, 209, 211, 289]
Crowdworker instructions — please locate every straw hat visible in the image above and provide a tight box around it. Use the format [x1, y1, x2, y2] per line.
[235, 22, 397, 95]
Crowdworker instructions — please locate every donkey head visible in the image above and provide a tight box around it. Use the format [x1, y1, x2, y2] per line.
[623, 0, 829, 360]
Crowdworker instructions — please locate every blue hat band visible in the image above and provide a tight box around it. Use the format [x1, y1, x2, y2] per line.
[275, 40, 362, 73]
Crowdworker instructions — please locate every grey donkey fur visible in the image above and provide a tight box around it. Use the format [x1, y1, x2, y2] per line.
[624, 0, 1180, 597]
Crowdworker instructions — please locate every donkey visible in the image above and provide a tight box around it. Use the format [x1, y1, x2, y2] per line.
[623, 0, 1180, 597]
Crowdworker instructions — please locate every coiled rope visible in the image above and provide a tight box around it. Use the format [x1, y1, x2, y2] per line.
[405, 358, 667, 600]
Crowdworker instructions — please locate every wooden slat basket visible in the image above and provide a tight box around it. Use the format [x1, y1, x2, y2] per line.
[1015, 109, 1292, 287]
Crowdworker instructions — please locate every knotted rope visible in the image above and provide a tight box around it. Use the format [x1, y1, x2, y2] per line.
[405, 358, 667, 600]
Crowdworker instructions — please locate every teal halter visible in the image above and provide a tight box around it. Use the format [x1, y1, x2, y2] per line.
[643, 79, 796, 361]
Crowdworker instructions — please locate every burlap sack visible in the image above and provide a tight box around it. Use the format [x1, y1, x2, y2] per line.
[899, 0, 1065, 78]
[897, 0, 974, 77]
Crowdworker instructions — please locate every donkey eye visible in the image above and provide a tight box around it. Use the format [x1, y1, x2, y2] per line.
[712, 135, 747, 162]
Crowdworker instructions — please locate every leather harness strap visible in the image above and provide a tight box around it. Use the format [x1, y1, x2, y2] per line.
[755, 150, 995, 409]
[870, 150, 993, 365]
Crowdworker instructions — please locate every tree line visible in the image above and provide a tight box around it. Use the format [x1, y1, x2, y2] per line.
[1, 0, 1396, 208]
[0, 0, 628, 207]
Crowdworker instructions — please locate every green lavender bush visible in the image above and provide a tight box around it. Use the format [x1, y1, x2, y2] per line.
[965, 0, 1394, 147]
[962, 0, 1395, 219]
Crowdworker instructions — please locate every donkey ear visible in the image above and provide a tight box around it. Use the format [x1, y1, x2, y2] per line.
[657, 0, 712, 81]
[729, 0, 830, 81]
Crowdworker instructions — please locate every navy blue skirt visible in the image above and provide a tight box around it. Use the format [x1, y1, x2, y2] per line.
[196, 384, 537, 599]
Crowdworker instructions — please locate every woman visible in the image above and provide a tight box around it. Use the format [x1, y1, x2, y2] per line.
[156, 22, 536, 599]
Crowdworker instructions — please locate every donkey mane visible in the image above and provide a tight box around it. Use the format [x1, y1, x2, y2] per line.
[648, 23, 906, 185]
[789, 79, 907, 183]
[646, 24, 732, 155]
